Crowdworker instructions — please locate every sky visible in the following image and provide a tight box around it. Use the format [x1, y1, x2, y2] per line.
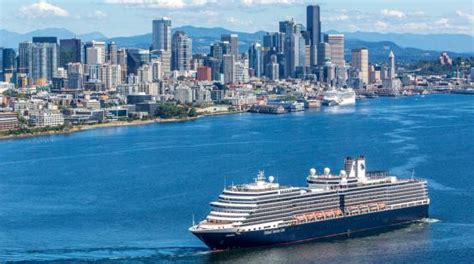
[1, 0, 473, 37]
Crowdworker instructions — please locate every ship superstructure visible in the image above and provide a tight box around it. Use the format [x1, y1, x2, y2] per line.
[190, 156, 429, 250]
[322, 88, 356, 106]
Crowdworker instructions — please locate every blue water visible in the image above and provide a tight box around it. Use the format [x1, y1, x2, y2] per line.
[0, 95, 473, 263]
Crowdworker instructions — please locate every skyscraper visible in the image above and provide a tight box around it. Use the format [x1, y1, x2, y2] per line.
[32, 37, 57, 44]
[388, 50, 396, 79]
[126, 48, 150, 75]
[266, 55, 279, 81]
[324, 34, 345, 67]
[32, 42, 58, 82]
[223, 54, 235, 84]
[59, 38, 81, 68]
[2, 49, 16, 76]
[84, 41, 105, 64]
[352, 48, 369, 84]
[221, 34, 239, 58]
[107, 42, 118, 65]
[19, 42, 33, 75]
[317, 42, 331, 66]
[152, 18, 172, 51]
[248, 42, 263, 78]
[282, 20, 305, 78]
[117, 48, 127, 82]
[307, 5, 321, 66]
[172, 31, 192, 71]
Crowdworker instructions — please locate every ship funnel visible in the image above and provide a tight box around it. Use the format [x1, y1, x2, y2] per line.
[356, 155, 367, 182]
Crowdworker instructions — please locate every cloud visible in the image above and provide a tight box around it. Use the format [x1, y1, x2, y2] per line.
[104, 0, 307, 9]
[381, 9, 405, 18]
[324, 14, 349, 22]
[375, 21, 389, 30]
[434, 18, 449, 27]
[19, 0, 69, 18]
[90, 10, 108, 19]
[240, 0, 305, 5]
[104, 0, 187, 9]
[456, 10, 474, 23]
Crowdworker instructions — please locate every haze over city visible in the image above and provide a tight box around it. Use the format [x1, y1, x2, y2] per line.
[1, 0, 473, 36]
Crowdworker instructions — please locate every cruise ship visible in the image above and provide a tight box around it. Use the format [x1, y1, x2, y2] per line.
[322, 88, 357, 106]
[189, 156, 430, 250]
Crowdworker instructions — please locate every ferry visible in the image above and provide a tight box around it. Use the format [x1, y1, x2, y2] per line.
[189, 156, 430, 250]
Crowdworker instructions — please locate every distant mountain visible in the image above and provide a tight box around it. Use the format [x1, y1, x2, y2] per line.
[1, 26, 473, 63]
[0, 28, 107, 48]
[336, 31, 474, 54]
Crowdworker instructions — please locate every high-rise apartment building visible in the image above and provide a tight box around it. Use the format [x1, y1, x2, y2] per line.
[324, 34, 345, 67]
[172, 31, 192, 71]
[152, 18, 172, 51]
[352, 48, 369, 84]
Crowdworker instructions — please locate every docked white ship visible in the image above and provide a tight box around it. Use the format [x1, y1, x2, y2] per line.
[322, 88, 356, 106]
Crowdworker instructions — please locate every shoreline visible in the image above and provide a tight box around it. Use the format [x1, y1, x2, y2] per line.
[0, 111, 245, 141]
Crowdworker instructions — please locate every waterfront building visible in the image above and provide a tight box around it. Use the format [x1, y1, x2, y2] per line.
[172, 31, 192, 71]
[153, 18, 172, 51]
[324, 34, 344, 67]
[0, 113, 19, 131]
[59, 38, 81, 68]
[174, 85, 193, 104]
[29, 111, 64, 127]
[352, 48, 369, 84]
[307, 5, 321, 66]
[248, 42, 263, 78]
[221, 34, 239, 58]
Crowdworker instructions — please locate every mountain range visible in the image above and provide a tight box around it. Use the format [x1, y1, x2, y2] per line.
[1, 26, 473, 63]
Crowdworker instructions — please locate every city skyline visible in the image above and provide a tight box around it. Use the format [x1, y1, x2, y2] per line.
[1, 0, 473, 37]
